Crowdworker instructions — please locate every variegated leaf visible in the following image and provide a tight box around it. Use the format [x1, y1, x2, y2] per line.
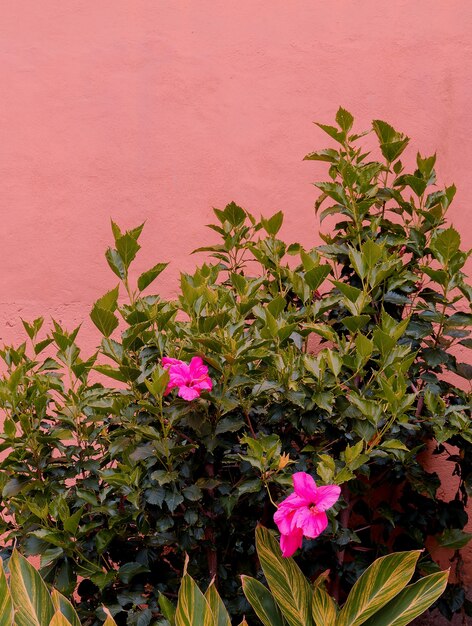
[312, 586, 338, 626]
[0, 558, 13, 626]
[255, 526, 313, 626]
[102, 608, 119, 626]
[50, 591, 80, 626]
[337, 551, 420, 626]
[205, 582, 231, 626]
[361, 570, 449, 626]
[9, 549, 55, 626]
[241, 575, 285, 626]
[49, 612, 73, 626]
[175, 572, 215, 626]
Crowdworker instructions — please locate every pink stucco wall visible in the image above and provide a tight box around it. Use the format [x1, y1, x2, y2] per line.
[0, 0, 471, 571]
[1, 1, 471, 351]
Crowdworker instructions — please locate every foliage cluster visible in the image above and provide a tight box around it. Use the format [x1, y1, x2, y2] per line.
[0, 109, 470, 623]
[0, 529, 448, 626]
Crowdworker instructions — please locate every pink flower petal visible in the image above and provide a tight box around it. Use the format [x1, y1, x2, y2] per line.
[280, 529, 304, 557]
[178, 386, 200, 401]
[274, 507, 296, 535]
[189, 356, 206, 374]
[193, 379, 212, 393]
[292, 472, 318, 502]
[162, 357, 183, 368]
[294, 509, 328, 539]
[315, 485, 341, 511]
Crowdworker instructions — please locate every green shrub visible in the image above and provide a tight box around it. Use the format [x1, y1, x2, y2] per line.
[0, 108, 470, 623]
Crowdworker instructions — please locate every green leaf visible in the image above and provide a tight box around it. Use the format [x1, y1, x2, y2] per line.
[205, 582, 231, 626]
[316, 123, 345, 144]
[312, 586, 338, 626]
[90, 305, 119, 337]
[361, 571, 448, 626]
[337, 551, 421, 626]
[116, 233, 140, 269]
[436, 528, 472, 549]
[255, 526, 313, 626]
[431, 227, 461, 264]
[50, 590, 81, 626]
[9, 549, 55, 626]
[305, 265, 331, 291]
[355, 334, 373, 359]
[262, 211, 284, 236]
[105, 248, 126, 280]
[158, 593, 176, 624]
[118, 562, 150, 584]
[342, 315, 370, 333]
[0, 559, 13, 626]
[3, 478, 29, 498]
[303, 148, 339, 163]
[332, 281, 362, 303]
[49, 612, 74, 626]
[336, 107, 354, 132]
[63, 508, 83, 536]
[137, 263, 169, 291]
[96, 286, 119, 311]
[241, 576, 285, 626]
[175, 564, 214, 626]
[221, 202, 246, 227]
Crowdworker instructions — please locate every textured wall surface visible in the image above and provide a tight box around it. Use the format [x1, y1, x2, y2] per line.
[0, 0, 471, 570]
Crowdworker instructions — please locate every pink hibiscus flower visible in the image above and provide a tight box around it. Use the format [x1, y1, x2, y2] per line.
[161, 356, 212, 401]
[274, 471, 341, 557]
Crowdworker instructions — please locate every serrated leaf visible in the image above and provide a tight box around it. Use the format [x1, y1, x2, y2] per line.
[116, 233, 140, 269]
[105, 248, 126, 280]
[342, 315, 370, 333]
[222, 202, 246, 227]
[90, 305, 119, 337]
[137, 263, 169, 292]
[305, 265, 331, 291]
[431, 227, 461, 265]
[96, 286, 119, 312]
[336, 107, 354, 132]
[262, 211, 284, 236]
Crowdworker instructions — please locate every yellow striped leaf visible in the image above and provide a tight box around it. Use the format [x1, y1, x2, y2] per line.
[175, 572, 215, 626]
[204, 582, 230, 626]
[50, 591, 80, 626]
[311, 587, 338, 626]
[361, 571, 449, 626]
[48, 612, 73, 626]
[9, 549, 55, 626]
[241, 575, 285, 626]
[0, 558, 13, 626]
[255, 526, 313, 626]
[102, 607, 119, 626]
[337, 551, 420, 626]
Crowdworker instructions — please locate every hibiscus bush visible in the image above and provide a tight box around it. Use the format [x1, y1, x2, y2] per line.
[0, 108, 470, 624]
